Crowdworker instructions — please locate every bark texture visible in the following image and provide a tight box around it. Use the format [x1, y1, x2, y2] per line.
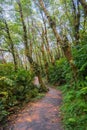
[72, 0, 80, 44]
[17, 0, 47, 92]
[38, 0, 78, 79]
[79, 0, 87, 16]
[4, 20, 18, 71]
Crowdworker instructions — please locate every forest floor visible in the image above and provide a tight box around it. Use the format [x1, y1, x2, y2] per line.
[1, 84, 64, 130]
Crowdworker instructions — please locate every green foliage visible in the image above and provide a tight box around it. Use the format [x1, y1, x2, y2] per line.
[0, 63, 14, 76]
[73, 43, 87, 79]
[49, 42, 87, 130]
[0, 0, 87, 129]
[59, 43, 87, 130]
[48, 58, 67, 84]
[61, 83, 87, 130]
[31, 93, 45, 101]
[0, 63, 40, 122]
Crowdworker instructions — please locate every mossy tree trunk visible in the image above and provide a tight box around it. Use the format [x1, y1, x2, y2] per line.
[41, 12, 54, 64]
[72, 0, 80, 45]
[17, 0, 48, 92]
[79, 0, 87, 16]
[4, 20, 18, 71]
[38, 0, 78, 80]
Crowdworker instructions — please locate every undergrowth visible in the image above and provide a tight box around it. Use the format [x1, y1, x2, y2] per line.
[59, 80, 87, 130]
[48, 42, 87, 130]
[0, 63, 43, 123]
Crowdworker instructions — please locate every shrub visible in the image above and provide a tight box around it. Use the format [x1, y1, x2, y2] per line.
[60, 79, 87, 130]
[48, 58, 67, 84]
[49, 42, 87, 130]
[0, 64, 40, 122]
[73, 43, 87, 79]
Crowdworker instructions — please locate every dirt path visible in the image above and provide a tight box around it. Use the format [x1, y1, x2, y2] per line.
[4, 87, 63, 130]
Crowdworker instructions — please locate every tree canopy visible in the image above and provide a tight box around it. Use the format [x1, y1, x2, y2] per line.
[0, 0, 87, 129]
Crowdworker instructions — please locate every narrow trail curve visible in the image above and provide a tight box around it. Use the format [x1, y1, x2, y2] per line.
[5, 87, 63, 130]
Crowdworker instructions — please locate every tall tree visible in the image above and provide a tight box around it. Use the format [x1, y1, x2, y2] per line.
[4, 20, 18, 71]
[72, 0, 80, 44]
[40, 11, 54, 64]
[37, 0, 78, 79]
[17, 0, 48, 91]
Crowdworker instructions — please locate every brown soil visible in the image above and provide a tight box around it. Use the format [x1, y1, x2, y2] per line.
[1, 87, 63, 130]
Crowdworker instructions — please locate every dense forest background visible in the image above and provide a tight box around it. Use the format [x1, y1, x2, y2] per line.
[0, 0, 87, 129]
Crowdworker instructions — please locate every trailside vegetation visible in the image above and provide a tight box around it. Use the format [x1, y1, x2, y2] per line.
[0, 0, 87, 129]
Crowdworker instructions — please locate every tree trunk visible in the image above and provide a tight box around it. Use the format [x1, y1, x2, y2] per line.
[41, 12, 54, 64]
[17, 0, 48, 92]
[0, 51, 6, 64]
[72, 0, 80, 45]
[4, 20, 18, 71]
[79, 0, 87, 16]
[38, 0, 78, 80]
[62, 35, 78, 79]
[41, 28, 49, 80]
